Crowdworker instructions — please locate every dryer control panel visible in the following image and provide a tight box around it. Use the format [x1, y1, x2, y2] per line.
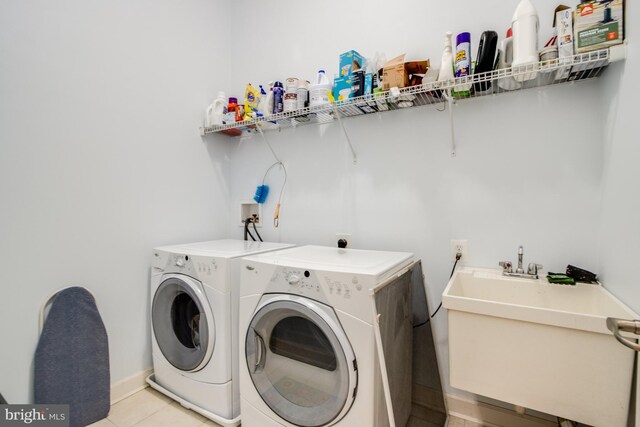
[265, 266, 368, 304]
[274, 268, 322, 295]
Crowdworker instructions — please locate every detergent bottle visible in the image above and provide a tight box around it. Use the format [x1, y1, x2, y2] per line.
[309, 70, 332, 110]
[496, 28, 522, 90]
[205, 91, 226, 126]
[512, 0, 539, 81]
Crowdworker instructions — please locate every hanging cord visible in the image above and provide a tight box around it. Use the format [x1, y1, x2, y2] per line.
[413, 251, 462, 328]
[261, 161, 287, 227]
[255, 122, 282, 164]
[244, 218, 256, 241]
[250, 216, 263, 242]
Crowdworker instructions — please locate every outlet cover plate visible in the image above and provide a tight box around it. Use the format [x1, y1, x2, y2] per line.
[336, 233, 352, 249]
[450, 239, 469, 262]
[240, 202, 262, 227]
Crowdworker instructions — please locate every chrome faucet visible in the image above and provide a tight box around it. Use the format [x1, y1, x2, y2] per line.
[499, 245, 542, 279]
[516, 245, 524, 274]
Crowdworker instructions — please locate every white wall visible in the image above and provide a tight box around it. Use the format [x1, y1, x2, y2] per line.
[1, 0, 635, 414]
[224, 0, 611, 401]
[598, 5, 640, 316]
[0, 0, 234, 403]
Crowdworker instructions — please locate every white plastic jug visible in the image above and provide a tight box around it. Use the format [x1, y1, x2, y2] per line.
[206, 91, 226, 126]
[512, 0, 539, 82]
[497, 29, 522, 90]
[309, 70, 332, 109]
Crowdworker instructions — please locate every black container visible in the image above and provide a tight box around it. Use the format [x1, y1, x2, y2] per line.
[473, 31, 498, 92]
[351, 70, 365, 98]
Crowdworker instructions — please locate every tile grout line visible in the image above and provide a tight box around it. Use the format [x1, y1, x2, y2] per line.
[127, 396, 174, 427]
[108, 389, 173, 427]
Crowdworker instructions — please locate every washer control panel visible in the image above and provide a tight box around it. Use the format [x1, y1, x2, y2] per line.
[154, 251, 196, 276]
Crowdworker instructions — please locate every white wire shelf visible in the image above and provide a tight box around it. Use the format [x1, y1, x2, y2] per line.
[200, 46, 622, 137]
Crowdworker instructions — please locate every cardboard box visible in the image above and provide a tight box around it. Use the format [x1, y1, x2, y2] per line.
[574, 0, 624, 53]
[381, 54, 430, 90]
[339, 50, 365, 77]
[333, 76, 354, 102]
[556, 7, 574, 79]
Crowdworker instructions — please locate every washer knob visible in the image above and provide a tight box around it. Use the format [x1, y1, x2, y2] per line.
[288, 274, 300, 285]
[175, 257, 185, 267]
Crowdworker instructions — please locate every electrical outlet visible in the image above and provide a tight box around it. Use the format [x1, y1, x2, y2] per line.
[450, 239, 468, 262]
[336, 233, 352, 249]
[240, 202, 262, 227]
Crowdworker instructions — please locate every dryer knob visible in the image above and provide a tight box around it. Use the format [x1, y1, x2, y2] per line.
[175, 257, 185, 267]
[287, 274, 300, 285]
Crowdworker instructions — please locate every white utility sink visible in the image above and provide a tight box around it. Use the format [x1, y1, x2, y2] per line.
[443, 268, 638, 427]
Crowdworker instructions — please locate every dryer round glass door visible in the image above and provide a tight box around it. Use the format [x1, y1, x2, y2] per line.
[152, 275, 214, 371]
[246, 295, 357, 427]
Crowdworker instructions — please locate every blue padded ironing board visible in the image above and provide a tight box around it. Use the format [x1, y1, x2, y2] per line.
[34, 287, 110, 427]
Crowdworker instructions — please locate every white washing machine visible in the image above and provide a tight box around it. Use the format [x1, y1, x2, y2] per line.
[239, 245, 414, 427]
[147, 239, 295, 427]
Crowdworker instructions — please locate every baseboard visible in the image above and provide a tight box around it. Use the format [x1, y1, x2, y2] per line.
[445, 394, 557, 427]
[110, 368, 153, 405]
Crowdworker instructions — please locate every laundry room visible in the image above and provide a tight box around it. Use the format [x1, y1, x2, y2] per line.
[1, 0, 638, 427]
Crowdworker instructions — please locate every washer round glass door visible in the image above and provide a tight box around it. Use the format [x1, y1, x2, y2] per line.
[152, 274, 214, 372]
[246, 295, 357, 427]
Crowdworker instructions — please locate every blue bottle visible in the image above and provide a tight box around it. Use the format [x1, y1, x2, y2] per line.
[272, 81, 284, 114]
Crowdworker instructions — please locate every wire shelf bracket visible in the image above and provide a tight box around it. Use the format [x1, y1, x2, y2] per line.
[441, 90, 457, 157]
[332, 104, 358, 164]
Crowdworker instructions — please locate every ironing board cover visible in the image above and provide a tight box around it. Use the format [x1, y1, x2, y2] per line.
[35, 287, 110, 427]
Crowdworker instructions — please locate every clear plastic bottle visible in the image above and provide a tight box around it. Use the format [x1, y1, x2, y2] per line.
[257, 85, 268, 115]
[437, 32, 455, 82]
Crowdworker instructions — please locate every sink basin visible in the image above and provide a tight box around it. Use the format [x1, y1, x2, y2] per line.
[443, 268, 638, 427]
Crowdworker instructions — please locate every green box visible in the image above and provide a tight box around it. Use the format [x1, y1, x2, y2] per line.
[574, 0, 624, 53]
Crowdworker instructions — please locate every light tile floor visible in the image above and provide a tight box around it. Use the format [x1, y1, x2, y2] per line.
[88, 387, 474, 427]
[88, 387, 221, 427]
[409, 414, 480, 427]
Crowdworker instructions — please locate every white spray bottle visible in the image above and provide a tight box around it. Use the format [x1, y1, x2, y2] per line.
[258, 82, 274, 116]
[437, 32, 455, 82]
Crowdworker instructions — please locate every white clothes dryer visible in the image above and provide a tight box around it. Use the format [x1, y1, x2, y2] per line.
[238, 245, 414, 427]
[147, 239, 294, 427]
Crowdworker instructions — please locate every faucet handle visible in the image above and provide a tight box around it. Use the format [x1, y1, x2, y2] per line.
[527, 263, 543, 276]
[499, 261, 513, 273]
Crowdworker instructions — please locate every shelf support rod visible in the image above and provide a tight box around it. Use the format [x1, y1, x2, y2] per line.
[332, 105, 358, 165]
[442, 90, 457, 157]
[255, 123, 282, 164]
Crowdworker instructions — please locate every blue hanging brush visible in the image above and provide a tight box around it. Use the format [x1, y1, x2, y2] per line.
[253, 185, 269, 204]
